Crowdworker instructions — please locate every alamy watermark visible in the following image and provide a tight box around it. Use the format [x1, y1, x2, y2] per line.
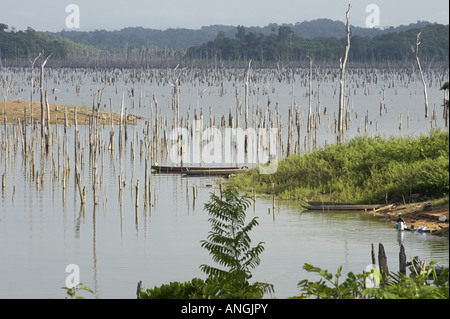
[365, 4, 380, 28]
[65, 264, 80, 288]
[365, 264, 381, 288]
[65, 4, 80, 29]
[169, 121, 278, 174]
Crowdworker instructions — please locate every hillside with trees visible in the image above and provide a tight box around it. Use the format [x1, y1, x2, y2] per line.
[186, 23, 449, 63]
[57, 19, 438, 51]
[0, 20, 448, 65]
[0, 23, 97, 62]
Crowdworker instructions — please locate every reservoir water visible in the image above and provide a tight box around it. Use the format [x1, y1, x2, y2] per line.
[0, 66, 448, 298]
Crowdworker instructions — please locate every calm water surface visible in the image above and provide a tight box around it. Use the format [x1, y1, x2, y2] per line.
[0, 67, 449, 298]
[1, 172, 448, 298]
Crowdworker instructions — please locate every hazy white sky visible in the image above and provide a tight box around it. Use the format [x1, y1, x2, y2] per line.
[1, 0, 448, 32]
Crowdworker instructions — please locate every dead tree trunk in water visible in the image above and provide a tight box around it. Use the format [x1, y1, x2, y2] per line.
[337, 2, 351, 143]
[399, 244, 407, 275]
[371, 243, 376, 266]
[244, 59, 252, 153]
[245, 59, 252, 130]
[307, 56, 312, 133]
[39, 54, 51, 149]
[412, 30, 429, 118]
[29, 53, 42, 126]
[441, 82, 449, 127]
[378, 243, 389, 283]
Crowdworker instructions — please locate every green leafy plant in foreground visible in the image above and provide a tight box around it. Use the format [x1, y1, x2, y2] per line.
[296, 264, 369, 299]
[364, 261, 449, 299]
[200, 187, 274, 298]
[296, 260, 449, 299]
[140, 186, 448, 299]
[140, 187, 274, 299]
[140, 278, 208, 299]
[61, 283, 94, 299]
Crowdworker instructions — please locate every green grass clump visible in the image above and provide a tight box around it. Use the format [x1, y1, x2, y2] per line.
[230, 130, 449, 204]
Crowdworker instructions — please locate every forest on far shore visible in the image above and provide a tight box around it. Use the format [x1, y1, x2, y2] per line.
[0, 20, 448, 66]
[186, 24, 449, 63]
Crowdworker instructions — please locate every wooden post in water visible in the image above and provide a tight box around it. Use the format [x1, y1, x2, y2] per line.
[193, 185, 197, 200]
[39, 56, 47, 138]
[149, 168, 152, 214]
[119, 93, 124, 153]
[192, 185, 197, 210]
[272, 183, 275, 221]
[144, 160, 148, 207]
[399, 244, 407, 275]
[378, 243, 389, 283]
[135, 180, 139, 208]
[253, 187, 256, 213]
[296, 109, 301, 154]
[75, 165, 86, 206]
[371, 243, 376, 266]
[108, 98, 114, 153]
[118, 174, 123, 205]
[45, 90, 51, 152]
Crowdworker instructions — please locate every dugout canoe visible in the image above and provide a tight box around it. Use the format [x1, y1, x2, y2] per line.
[182, 168, 250, 177]
[302, 203, 385, 211]
[151, 165, 244, 174]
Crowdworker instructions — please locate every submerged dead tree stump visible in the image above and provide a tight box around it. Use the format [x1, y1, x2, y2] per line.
[372, 243, 409, 279]
[371, 243, 376, 266]
[378, 243, 389, 282]
[399, 244, 407, 275]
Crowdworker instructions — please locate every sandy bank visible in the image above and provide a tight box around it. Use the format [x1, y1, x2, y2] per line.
[374, 201, 449, 237]
[1, 100, 143, 125]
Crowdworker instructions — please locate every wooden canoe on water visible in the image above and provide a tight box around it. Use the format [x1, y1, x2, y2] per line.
[151, 165, 248, 175]
[182, 168, 250, 177]
[152, 165, 239, 173]
[302, 202, 386, 211]
[307, 201, 354, 206]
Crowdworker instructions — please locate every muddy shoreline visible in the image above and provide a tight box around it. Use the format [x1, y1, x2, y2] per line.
[240, 191, 449, 237]
[373, 201, 449, 237]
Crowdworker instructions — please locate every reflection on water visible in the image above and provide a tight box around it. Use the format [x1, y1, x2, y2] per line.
[0, 173, 448, 299]
[0, 67, 449, 298]
[253, 201, 448, 298]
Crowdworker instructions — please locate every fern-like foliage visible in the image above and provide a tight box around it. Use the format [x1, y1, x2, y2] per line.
[200, 187, 273, 298]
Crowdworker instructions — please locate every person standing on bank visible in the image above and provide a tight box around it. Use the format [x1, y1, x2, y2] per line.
[397, 214, 406, 230]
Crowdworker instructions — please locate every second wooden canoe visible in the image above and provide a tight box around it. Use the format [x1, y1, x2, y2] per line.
[302, 203, 385, 211]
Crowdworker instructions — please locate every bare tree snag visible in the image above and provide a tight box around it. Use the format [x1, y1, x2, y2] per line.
[307, 56, 312, 133]
[378, 243, 389, 283]
[245, 59, 252, 130]
[245, 59, 252, 153]
[371, 243, 376, 266]
[412, 30, 429, 118]
[44, 90, 51, 153]
[39, 54, 51, 143]
[399, 244, 407, 275]
[338, 1, 351, 143]
[29, 53, 42, 125]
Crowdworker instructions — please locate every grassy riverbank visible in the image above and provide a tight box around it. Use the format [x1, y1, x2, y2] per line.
[230, 130, 449, 205]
